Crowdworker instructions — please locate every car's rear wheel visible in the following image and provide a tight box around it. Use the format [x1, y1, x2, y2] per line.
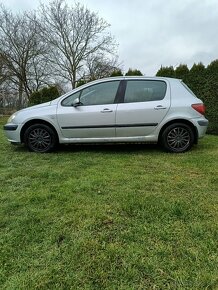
[24, 124, 57, 153]
[161, 123, 194, 153]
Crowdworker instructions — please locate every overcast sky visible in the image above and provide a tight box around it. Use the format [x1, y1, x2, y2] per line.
[1, 0, 218, 75]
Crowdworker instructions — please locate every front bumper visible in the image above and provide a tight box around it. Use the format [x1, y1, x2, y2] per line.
[3, 123, 21, 144]
[3, 124, 18, 131]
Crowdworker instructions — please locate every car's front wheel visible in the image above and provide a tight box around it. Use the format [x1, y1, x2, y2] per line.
[161, 123, 195, 153]
[24, 124, 57, 153]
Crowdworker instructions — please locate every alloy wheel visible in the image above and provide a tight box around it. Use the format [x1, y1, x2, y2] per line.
[28, 127, 52, 152]
[167, 127, 191, 151]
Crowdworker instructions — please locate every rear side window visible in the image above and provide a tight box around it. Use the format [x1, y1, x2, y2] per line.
[124, 80, 167, 103]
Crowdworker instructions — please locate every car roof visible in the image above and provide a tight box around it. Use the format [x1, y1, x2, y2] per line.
[87, 76, 182, 84]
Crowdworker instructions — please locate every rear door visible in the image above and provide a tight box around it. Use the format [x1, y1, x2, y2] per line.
[116, 79, 170, 137]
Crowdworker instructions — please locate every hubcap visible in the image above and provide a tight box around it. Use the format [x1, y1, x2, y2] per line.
[167, 127, 190, 151]
[29, 128, 51, 152]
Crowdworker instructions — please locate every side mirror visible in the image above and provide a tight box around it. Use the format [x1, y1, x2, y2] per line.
[72, 97, 82, 107]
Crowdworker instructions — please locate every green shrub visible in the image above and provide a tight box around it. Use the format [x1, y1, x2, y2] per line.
[156, 60, 218, 135]
[29, 86, 60, 106]
[125, 68, 143, 76]
[110, 69, 123, 77]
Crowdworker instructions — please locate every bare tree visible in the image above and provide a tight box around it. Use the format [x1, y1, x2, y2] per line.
[85, 54, 120, 81]
[0, 55, 9, 86]
[0, 5, 51, 108]
[39, 0, 118, 89]
[0, 1, 119, 109]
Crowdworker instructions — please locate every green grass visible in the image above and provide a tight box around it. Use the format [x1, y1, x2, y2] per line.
[0, 116, 218, 289]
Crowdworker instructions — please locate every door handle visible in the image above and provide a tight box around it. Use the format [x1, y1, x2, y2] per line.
[101, 108, 113, 113]
[154, 105, 167, 110]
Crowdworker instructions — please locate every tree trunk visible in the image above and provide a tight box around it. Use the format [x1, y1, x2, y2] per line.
[18, 80, 23, 110]
[71, 70, 76, 89]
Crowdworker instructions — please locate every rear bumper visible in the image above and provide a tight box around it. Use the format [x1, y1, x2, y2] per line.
[193, 118, 208, 138]
[197, 120, 209, 126]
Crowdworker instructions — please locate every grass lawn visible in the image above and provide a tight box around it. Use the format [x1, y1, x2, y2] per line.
[0, 116, 218, 289]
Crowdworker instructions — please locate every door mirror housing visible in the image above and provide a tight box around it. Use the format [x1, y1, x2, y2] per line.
[72, 98, 82, 107]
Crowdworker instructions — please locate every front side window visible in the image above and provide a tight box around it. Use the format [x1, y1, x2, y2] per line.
[124, 80, 167, 103]
[62, 91, 81, 106]
[80, 81, 120, 106]
[61, 81, 120, 107]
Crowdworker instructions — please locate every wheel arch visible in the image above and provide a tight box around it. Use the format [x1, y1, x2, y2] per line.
[158, 119, 198, 144]
[20, 119, 59, 144]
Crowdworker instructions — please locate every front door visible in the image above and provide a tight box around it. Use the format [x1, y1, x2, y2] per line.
[57, 80, 120, 139]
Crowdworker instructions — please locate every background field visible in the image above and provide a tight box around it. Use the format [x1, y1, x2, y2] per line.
[0, 116, 218, 289]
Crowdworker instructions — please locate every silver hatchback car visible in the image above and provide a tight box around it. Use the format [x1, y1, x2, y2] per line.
[4, 76, 208, 153]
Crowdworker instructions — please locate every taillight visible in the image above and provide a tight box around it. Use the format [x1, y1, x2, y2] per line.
[191, 103, 206, 115]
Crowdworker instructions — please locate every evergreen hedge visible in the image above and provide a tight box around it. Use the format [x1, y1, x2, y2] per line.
[156, 61, 218, 135]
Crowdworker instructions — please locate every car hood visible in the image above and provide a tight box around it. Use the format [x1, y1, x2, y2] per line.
[22, 101, 52, 111]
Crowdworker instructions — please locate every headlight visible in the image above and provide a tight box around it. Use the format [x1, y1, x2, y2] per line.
[8, 113, 17, 123]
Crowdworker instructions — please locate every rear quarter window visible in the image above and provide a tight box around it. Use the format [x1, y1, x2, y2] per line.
[181, 82, 197, 97]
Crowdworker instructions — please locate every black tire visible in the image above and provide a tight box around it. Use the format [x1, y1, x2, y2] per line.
[161, 123, 194, 153]
[24, 124, 57, 153]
